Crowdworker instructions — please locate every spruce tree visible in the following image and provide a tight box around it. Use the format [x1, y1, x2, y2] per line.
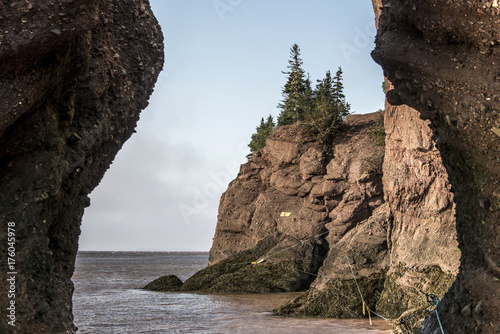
[332, 67, 350, 119]
[248, 115, 275, 154]
[277, 44, 310, 125]
[303, 75, 315, 120]
[304, 67, 350, 159]
[313, 70, 335, 117]
[249, 47, 351, 162]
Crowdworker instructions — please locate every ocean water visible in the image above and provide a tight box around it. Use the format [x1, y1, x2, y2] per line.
[73, 252, 393, 333]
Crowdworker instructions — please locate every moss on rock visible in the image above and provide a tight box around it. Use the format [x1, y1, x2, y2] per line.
[275, 271, 386, 318]
[143, 275, 183, 292]
[180, 257, 314, 293]
[376, 264, 455, 320]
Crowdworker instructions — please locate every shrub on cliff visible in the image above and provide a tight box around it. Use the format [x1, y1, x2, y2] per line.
[248, 115, 275, 158]
[368, 110, 385, 146]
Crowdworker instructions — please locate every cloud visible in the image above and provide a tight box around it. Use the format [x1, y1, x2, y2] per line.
[80, 130, 221, 251]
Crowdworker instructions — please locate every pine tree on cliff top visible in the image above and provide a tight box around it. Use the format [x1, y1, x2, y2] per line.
[248, 115, 275, 153]
[332, 67, 350, 119]
[277, 44, 311, 125]
[304, 67, 350, 158]
[248, 47, 350, 161]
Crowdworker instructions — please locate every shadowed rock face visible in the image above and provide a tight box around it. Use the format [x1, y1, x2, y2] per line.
[372, 0, 500, 333]
[0, 1, 163, 333]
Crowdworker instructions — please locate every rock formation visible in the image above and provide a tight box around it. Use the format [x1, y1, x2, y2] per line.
[185, 1, 471, 331]
[174, 92, 462, 331]
[144, 275, 183, 292]
[0, 1, 163, 333]
[372, 1, 500, 333]
[178, 113, 389, 296]
[1, 0, 498, 333]
[186, 1, 500, 332]
[276, 95, 460, 327]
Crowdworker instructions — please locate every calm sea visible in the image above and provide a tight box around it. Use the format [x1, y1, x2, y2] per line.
[73, 252, 393, 333]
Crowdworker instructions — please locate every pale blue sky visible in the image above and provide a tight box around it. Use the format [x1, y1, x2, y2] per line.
[79, 0, 384, 251]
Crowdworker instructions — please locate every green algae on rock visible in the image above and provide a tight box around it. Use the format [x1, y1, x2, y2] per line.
[180, 256, 319, 293]
[143, 275, 183, 292]
[275, 272, 386, 318]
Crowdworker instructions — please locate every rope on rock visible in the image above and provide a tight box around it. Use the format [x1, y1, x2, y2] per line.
[345, 255, 392, 325]
[257, 230, 330, 263]
[296, 269, 318, 276]
[420, 290, 445, 334]
[231, 230, 329, 267]
[345, 254, 445, 334]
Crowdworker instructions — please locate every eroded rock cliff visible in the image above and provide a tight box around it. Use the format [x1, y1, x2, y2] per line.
[276, 96, 460, 326]
[373, 1, 500, 333]
[0, 1, 163, 333]
[182, 100, 461, 330]
[179, 113, 389, 295]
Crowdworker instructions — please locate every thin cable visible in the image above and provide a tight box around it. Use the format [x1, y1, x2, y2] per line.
[345, 254, 393, 323]
[259, 231, 329, 262]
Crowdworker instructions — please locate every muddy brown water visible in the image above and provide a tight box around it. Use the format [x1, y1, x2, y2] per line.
[73, 252, 393, 333]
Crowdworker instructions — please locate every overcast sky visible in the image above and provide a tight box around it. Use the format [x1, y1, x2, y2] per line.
[78, 0, 385, 251]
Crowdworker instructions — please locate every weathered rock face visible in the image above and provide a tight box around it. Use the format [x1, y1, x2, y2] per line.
[0, 1, 163, 333]
[375, 87, 460, 325]
[276, 203, 391, 318]
[197, 106, 459, 322]
[200, 1, 474, 325]
[373, 1, 500, 333]
[276, 96, 460, 323]
[184, 113, 386, 294]
[210, 114, 385, 265]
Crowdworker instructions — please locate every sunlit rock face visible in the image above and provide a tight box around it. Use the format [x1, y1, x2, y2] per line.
[205, 100, 460, 321]
[275, 91, 460, 324]
[209, 113, 386, 270]
[372, 0, 500, 333]
[201, 113, 393, 298]
[0, 1, 163, 333]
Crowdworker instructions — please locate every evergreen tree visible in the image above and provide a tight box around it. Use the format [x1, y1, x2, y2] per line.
[332, 67, 350, 119]
[248, 47, 351, 162]
[303, 75, 315, 120]
[304, 67, 350, 159]
[248, 115, 275, 154]
[277, 44, 311, 125]
[313, 70, 335, 117]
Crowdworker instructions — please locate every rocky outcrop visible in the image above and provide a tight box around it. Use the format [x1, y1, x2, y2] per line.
[276, 95, 460, 323]
[377, 89, 460, 319]
[0, 1, 163, 333]
[276, 203, 391, 318]
[143, 275, 183, 292]
[178, 113, 387, 294]
[184, 104, 459, 325]
[372, 1, 500, 333]
[189, 2, 472, 327]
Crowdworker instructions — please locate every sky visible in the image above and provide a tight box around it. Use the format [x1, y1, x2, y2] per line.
[78, 0, 385, 251]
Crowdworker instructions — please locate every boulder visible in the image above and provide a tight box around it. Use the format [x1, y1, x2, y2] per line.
[144, 275, 183, 292]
